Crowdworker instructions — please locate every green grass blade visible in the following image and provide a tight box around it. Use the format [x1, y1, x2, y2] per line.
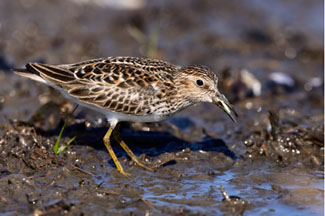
[53, 105, 79, 155]
[56, 136, 76, 154]
[147, 21, 159, 59]
[53, 119, 68, 155]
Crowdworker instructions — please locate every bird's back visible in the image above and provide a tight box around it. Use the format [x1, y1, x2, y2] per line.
[13, 57, 181, 117]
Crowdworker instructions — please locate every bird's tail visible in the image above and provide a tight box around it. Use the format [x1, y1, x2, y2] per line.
[12, 63, 47, 84]
[13, 62, 75, 84]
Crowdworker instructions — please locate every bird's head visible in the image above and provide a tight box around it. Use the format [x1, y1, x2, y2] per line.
[175, 65, 238, 122]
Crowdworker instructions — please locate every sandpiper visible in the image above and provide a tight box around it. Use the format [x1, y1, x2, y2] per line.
[13, 57, 237, 176]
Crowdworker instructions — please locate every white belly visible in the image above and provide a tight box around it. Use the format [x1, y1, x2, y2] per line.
[51, 84, 167, 123]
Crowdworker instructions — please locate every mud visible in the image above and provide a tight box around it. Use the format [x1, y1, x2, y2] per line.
[0, 0, 323, 215]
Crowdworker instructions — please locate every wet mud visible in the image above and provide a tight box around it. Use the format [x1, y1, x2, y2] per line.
[0, 0, 323, 215]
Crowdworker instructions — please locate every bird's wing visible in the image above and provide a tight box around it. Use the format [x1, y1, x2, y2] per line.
[20, 57, 178, 115]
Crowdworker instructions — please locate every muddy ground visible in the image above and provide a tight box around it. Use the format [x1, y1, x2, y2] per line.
[0, 0, 324, 215]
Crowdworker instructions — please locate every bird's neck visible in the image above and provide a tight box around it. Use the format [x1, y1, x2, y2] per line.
[164, 87, 195, 115]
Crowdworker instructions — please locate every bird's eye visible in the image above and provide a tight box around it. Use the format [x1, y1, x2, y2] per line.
[196, 79, 204, 86]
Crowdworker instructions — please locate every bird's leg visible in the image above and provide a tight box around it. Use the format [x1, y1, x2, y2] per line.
[113, 124, 153, 172]
[103, 120, 131, 177]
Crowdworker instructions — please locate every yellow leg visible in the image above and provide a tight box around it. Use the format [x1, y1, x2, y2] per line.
[113, 124, 153, 172]
[103, 120, 131, 177]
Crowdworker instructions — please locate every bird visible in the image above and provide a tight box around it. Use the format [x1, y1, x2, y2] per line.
[12, 56, 237, 176]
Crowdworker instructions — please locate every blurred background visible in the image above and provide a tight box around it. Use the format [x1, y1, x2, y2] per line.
[0, 0, 323, 118]
[0, 0, 323, 215]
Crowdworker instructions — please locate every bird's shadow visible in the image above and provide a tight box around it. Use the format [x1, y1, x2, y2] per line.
[66, 123, 236, 160]
[36, 120, 237, 167]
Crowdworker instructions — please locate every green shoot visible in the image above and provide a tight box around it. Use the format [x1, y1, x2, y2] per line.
[53, 106, 78, 155]
[147, 21, 159, 59]
[126, 20, 160, 58]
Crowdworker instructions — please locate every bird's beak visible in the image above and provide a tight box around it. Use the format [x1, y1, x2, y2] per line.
[212, 94, 238, 122]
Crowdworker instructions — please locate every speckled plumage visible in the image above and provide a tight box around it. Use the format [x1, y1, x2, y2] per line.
[13, 56, 237, 176]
